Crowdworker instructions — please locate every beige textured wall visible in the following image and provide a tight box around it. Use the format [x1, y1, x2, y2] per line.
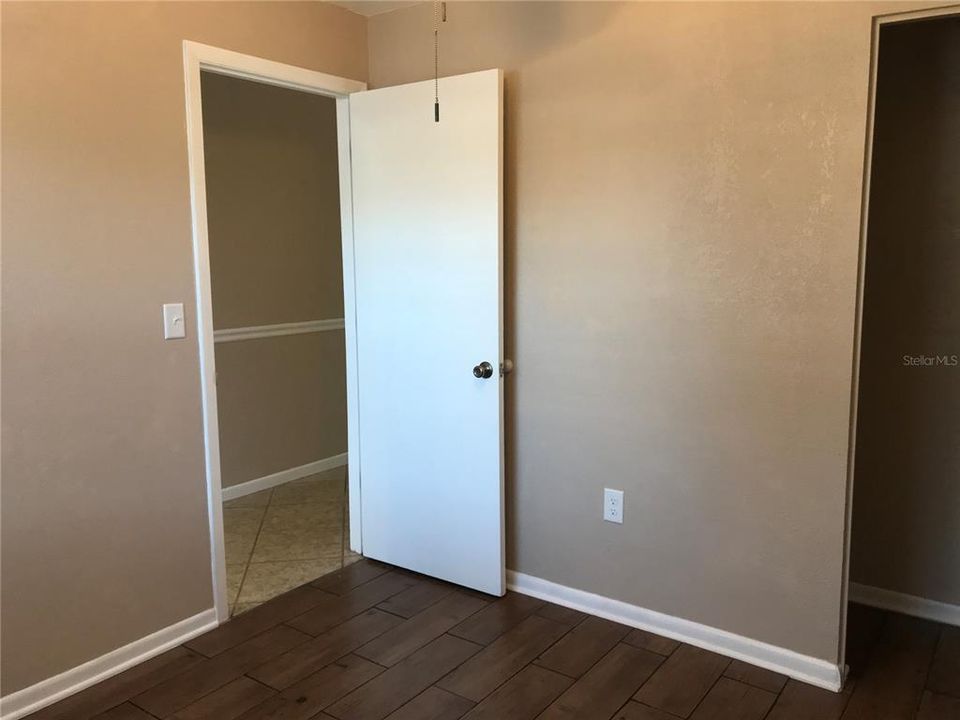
[201, 73, 347, 488]
[0, 0, 365, 695]
[368, 0, 929, 662]
[850, 17, 960, 606]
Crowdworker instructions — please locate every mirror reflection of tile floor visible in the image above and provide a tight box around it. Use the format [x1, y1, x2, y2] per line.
[222, 466, 358, 616]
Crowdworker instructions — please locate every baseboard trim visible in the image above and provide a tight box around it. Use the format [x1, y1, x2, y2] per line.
[0, 608, 217, 720]
[507, 571, 843, 692]
[221, 453, 348, 502]
[849, 583, 960, 627]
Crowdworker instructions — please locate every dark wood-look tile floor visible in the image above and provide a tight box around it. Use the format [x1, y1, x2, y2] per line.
[26, 560, 960, 720]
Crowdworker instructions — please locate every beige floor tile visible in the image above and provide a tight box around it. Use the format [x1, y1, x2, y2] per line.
[223, 474, 349, 610]
[226, 564, 246, 604]
[224, 506, 268, 524]
[224, 488, 273, 508]
[271, 472, 345, 506]
[237, 558, 342, 603]
[250, 522, 342, 563]
[260, 501, 343, 531]
[223, 506, 266, 565]
[231, 601, 262, 617]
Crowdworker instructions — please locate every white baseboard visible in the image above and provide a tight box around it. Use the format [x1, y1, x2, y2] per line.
[221, 453, 347, 502]
[507, 571, 843, 692]
[0, 608, 217, 720]
[849, 582, 960, 627]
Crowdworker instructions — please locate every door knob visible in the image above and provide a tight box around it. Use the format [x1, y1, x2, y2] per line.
[473, 361, 494, 379]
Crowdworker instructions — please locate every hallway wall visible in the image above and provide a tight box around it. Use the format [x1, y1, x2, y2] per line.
[201, 73, 347, 488]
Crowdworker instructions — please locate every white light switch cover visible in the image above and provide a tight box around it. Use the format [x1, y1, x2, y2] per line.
[163, 303, 186, 339]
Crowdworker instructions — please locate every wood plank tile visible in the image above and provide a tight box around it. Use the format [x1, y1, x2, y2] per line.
[538, 643, 664, 720]
[926, 625, 960, 698]
[844, 603, 886, 680]
[460, 665, 572, 720]
[172, 676, 276, 720]
[30, 646, 206, 720]
[132, 625, 309, 717]
[235, 654, 384, 720]
[622, 629, 680, 657]
[186, 585, 335, 657]
[437, 615, 569, 702]
[535, 603, 588, 627]
[326, 634, 482, 720]
[632, 644, 730, 718]
[357, 592, 489, 666]
[917, 690, 960, 720]
[447, 592, 545, 645]
[312, 559, 390, 595]
[288, 572, 416, 636]
[689, 677, 776, 720]
[840, 614, 940, 720]
[765, 679, 852, 720]
[384, 687, 475, 720]
[376, 579, 456, 619]
[91, 704, 155, 720]
[613, 701, 681, 720]
[722, 659, 787, 694]
[250, 608, 403, 689]
[536, 616, 630, 678]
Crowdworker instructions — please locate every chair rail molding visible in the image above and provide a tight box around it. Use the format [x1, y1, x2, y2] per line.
[213, 318, 345, 343]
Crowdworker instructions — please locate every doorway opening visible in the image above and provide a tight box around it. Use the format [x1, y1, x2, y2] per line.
[185, 43, 506, 626]
[183, 42, 366, 622]
[842, 9, 959, 700]
[199, 71, 356, 616]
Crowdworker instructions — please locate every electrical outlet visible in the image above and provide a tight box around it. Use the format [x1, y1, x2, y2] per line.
[603, 488, 624, 524]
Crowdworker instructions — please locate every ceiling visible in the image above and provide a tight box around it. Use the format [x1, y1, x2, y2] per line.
[331, 1, 422, 17]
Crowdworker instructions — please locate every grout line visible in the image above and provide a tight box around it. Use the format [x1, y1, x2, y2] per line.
[234, 490, 273, 615]
[682, 657, 732, 719]
[915, 624, 943, 716]
[529, 660, 578, 681]
[635, 701, 685, 718]
[456, 614, 583, 703]
[759, 668, 788, 720]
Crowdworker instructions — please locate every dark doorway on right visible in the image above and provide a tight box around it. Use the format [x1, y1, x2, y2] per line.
[844, 13, 959, 719]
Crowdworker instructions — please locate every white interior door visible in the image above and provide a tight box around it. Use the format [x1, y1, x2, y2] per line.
[349, 69, 504, 596]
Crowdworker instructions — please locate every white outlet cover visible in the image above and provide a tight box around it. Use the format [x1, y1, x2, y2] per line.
[604, 488, 624, 524]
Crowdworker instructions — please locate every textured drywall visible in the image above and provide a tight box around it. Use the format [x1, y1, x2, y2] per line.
[368, 0, 932, 662]
[0, 0, 365, 695]
[201, 73, 347, 488]
[850, 16, 960, 607]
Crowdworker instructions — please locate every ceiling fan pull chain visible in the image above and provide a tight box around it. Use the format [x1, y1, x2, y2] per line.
[434, 1, 446, 122]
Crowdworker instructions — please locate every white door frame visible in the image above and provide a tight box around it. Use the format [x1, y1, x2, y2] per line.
[182, 41, 366, 622]
[838, 2, 960, 674]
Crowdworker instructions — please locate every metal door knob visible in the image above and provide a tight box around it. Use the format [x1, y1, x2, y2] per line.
[473, 361, 494, 379]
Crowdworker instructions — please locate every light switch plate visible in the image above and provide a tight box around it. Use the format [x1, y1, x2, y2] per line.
[163, 303, 185, 339]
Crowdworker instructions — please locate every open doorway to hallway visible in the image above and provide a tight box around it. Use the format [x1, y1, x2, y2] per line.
[200, 71, 357, 616]
[843, 11, 959, 714]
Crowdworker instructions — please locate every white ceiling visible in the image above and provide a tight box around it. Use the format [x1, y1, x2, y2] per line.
[331, 1, 422, 17]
